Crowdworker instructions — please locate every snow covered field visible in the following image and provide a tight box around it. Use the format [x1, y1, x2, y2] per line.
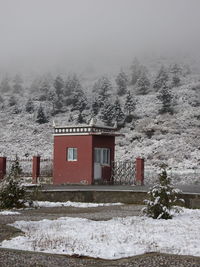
[1, 208, 200, 259]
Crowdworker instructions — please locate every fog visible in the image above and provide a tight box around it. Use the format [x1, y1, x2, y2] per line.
[0, 0, 200, 74]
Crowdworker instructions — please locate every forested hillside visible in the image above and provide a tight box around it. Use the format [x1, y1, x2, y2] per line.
[0, 57, 200, 183]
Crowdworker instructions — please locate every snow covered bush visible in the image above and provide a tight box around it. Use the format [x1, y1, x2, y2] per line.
[143, 164, 183, 219]
[0, 158, 28, 209]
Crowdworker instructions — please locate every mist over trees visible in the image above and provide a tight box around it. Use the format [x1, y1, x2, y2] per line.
[0, 58, 195, 129]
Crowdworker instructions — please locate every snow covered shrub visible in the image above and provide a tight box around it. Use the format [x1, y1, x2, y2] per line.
[0, 159, 27, 209]
[143, 164, 183, 219]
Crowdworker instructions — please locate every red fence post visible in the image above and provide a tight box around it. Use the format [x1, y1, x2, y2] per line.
[0, 157, 7, 180]
[32, 156, 40, 184]
[135, 157, 144, 185]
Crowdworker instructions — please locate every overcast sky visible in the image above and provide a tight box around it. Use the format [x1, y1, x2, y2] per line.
[0, 0, 200, 74]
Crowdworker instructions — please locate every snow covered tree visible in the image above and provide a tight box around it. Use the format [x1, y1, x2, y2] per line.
[113, 98, 125, 123]
[77, 112, 85, 124]
[36, 105, 48, 124]
[0, 156, 27, 210]
[124, 91, 136, 115]
[100, 100, 114, 126]
[153, 66, 169, 92]
[64, 74, 81, 98]
[136, 72, 150, 95]
[93, 76, 112, 107]
[91, 97, 100, 116]
[130, 58, 147, 86]
[39, 80, 50, 101]
[8, 96, 17, 107]
[170, 63, 181, 87]
[115, 70, 128, 96]
[54, 75, 64, 97]
[13, 74, 23, 95]
[157, 84, 174, 114]
[25, 98, 34, 113]
[143, 164, 183, 219]
[0, 76, 11, 93]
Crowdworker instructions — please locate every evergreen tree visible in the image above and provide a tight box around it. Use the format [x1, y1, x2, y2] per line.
[0, 76, 11, 93]
[143, 164, 183, 219]
[130, 58, 147, 85]
[113, 98, 125, 123]
[36, 105, 48, 124]
[157, 84, 174, 114]
[172, 75, 181, 87]
[124, 91, 136, 115]
[136, 72, 150, 95]
[91, 97, 100, 116]
[9, 96, 17, 107]
[25, 98, 34, 113]
[13, 74, 23, 94]
[64, 74, 81, 98]
[153, 66, 169, 91]
[93, 76, 112, 107]
[39, 80, 50, 101]
[115, 70, 128, 96]
[170, 63, 181, 87]
[77, 112, 85, 124]
[54, 75, 64, 97]
[100, 100, 114, 126]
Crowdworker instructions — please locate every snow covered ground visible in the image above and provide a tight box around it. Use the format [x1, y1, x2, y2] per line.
[0, 210, 21, 215]
[1, 208, 200, 259]
[31, 201, 123, 208]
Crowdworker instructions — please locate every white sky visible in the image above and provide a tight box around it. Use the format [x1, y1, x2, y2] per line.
[0, 0, 200, 73]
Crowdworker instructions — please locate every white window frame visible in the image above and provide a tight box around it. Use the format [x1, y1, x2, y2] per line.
[67, 148, 77, 161]
[94, 148, 110, 166]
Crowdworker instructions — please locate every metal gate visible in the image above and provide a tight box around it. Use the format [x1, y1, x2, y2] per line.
[111, 160, 135, 185]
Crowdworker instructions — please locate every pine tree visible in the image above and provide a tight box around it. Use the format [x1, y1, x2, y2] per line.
[77, 112, 85, 124]
[0, 77, 11, 93]
[130, 58, 147, 85]
[0, 156, 27, 210]
[9, 96, 17, 107]
[116, 70, 128, 96]
[54, 75, 64, 97]
[13, 74, 23, 94]
[25, 98, 34, 113]
[136, 72, 150, 95]
[91, 98, 100, 116]
[100, 100, 114, 126]
[93, 76, 112, 107]
[143, 164, 183, 219]
[124, 91, 136, 123]
[170, 63, 181, 87]
[153, 66, 169, 91]
[36, 105, 48, 124]
[157, 84, 174, 114]
[39, 80, 50, 101]
[113, 98, 125, 123]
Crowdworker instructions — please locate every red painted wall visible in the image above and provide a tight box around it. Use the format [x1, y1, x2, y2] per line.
[53, 134, 115, 184]
[53, 135, 93, 184]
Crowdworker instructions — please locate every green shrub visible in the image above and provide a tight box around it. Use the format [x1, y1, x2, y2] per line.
[0, 157, 27, 209]
[143, 164, 184, 219]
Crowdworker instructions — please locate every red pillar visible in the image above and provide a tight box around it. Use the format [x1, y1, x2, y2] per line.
[32, 156, 40, 184]
[0, 157, 6, 180]
[135, 157, 144, 185]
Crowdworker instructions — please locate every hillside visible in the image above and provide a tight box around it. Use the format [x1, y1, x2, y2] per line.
[0, 60, 200, 185]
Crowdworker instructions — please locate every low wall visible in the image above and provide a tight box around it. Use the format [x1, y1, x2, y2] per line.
[28, 189, 200, 209]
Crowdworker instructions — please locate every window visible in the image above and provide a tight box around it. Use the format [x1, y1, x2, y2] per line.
[67, 148, 77, 161]
[102, 148, 110, 165]
[94, 148, 110, 166]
